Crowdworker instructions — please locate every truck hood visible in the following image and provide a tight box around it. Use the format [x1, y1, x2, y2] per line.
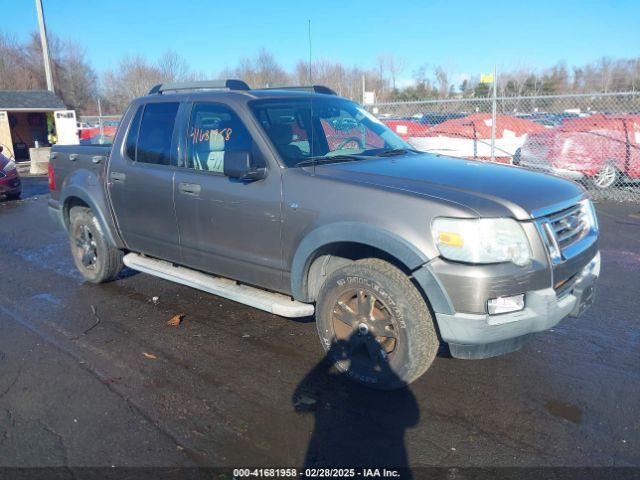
[309, 153, 586, 220]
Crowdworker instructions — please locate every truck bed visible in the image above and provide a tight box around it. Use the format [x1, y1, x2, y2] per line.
[49, 144, 111, 202]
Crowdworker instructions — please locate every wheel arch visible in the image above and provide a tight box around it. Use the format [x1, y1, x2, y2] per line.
[291, 222, 429, 302]
[61, 186, 122, 248]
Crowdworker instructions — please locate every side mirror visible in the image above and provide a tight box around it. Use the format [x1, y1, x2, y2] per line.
[223, 151, 266, 181]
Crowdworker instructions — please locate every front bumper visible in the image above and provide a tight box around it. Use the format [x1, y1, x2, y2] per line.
[0, 175, 22, 196]
[414, 252, 600, 360]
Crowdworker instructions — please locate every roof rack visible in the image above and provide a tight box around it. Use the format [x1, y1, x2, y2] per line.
[148, 79, 251, 95]
[258, 85, 338, 95]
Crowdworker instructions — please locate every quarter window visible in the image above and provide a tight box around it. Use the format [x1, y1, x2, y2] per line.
[135, 102, 179, 165]
[186, 103, 252, 173]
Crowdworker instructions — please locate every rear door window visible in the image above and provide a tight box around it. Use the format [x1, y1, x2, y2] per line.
[135, 102, 179, 165]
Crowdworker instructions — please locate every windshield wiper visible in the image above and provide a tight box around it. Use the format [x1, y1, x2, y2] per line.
[359, 147, 421, 157]
[295, 154, 367, 167]
[376, 148, 420, 157]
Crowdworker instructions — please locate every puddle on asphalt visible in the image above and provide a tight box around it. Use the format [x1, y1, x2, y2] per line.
[14, 235, 83, 283]
[545, 400, 583, 424]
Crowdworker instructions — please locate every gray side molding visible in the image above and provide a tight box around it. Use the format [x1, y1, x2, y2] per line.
[290, 222, 429, 301]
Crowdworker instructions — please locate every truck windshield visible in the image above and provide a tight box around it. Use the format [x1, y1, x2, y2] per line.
[250, 97, 411, 167]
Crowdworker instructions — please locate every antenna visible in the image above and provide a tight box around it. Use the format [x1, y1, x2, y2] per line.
[307, 19, 316, 176]
[308, 19, 312, 85]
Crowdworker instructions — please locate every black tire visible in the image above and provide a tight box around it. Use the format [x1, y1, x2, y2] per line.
[69, 206, 123, 283]
[5, 192, 20, 201]
[512, 148, 521, 166]
[315, 258, 439, 390]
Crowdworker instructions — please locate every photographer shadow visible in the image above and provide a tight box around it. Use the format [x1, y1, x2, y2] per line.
[292, 333, 420, 473]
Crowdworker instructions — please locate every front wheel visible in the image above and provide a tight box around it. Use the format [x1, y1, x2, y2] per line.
[591, 162, 618, 190]
[69, 206, 123, 283]
[4, 192, 20, 201]
[315, 258, 439, 390]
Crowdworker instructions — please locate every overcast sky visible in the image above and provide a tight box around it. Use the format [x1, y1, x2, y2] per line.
[5, 0, 640, 82]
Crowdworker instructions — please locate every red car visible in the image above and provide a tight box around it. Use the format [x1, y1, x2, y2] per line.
[516, 114, 640, 189]
[381, 118, 429, 140]
[0, 147, 22, 200]
[79, 121, 119, 143]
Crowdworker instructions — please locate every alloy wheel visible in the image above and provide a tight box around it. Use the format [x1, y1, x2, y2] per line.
[75, 224, 98, 269]
[331, 288, 398, 370]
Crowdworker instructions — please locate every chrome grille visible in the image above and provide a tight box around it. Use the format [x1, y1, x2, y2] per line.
[546, 203, 588, 249]
[537, 201, 593, 264]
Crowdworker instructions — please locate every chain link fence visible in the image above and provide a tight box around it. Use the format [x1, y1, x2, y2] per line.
[78, 114, 122, 145]
[367, 92, 640, 202]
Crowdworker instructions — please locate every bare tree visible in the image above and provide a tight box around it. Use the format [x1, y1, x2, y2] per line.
[434, 66, 449, 98]
[101, 55, 162, 112]
[158, 50, 190, 82]
[386, 54, 406, 91]
[375, 53, 405, 93]
[221, 49, 290, 88]
[0, 31, 98, 112]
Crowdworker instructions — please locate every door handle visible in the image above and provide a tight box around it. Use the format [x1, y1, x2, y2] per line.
[92, 155, 105, 164]
[178, 182, 201, 196]
[110, 171, 126, 183]
[69, 153, 78, 161]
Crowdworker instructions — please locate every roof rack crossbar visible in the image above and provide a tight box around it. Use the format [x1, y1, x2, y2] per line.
[258, 85, 338, 95]
[148, 79, 251, 95]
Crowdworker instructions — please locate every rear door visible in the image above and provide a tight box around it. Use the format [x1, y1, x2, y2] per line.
[173, 101, 284, 290]
[107, 101, 182, 262]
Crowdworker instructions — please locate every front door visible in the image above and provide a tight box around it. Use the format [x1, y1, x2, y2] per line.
[107, 101, 181, 262]
[173, 102, 284, 290]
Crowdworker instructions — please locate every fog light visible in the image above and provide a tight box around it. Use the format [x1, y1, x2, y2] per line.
[487, 294, 525, 315]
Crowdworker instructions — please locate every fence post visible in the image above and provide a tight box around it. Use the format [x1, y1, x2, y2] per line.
[97, 97, 104, 144]
[490, 65, 497, 162]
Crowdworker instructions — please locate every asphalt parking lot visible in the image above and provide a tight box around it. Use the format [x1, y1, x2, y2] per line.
[0, 177, 638, 470]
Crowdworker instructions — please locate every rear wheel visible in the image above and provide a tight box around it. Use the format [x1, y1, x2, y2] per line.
[69, 207, 123, 283]
[315, 258, 439, 390]
[5, 192, 20, 200]
[591, 162, 618, 190]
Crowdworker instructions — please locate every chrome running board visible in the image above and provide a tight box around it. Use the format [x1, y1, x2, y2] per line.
[123, 253, 314, 318]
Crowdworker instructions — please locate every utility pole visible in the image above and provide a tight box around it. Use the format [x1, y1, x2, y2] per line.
[35, 0, 54, 92]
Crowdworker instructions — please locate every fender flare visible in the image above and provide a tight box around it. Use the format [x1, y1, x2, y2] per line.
[290, 222, 429, 301]
[60, 185, 122, 248]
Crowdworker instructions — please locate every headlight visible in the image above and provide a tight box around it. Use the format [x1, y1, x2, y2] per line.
[432, 217, 532, 266]
[580, 199, 598, 234]
[2, 160, 16, 173]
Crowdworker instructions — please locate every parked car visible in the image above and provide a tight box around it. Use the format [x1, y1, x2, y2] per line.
[410, 113, 546, 163]
[0, 146, 22, 200]
[515, 114, 640, 189]
[516, 112, 581, 127]
[381, 118, 429, 140]
[78, 121, 120, 143]
[48, 80, 600, 390]
[415, 112, 467, 126]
